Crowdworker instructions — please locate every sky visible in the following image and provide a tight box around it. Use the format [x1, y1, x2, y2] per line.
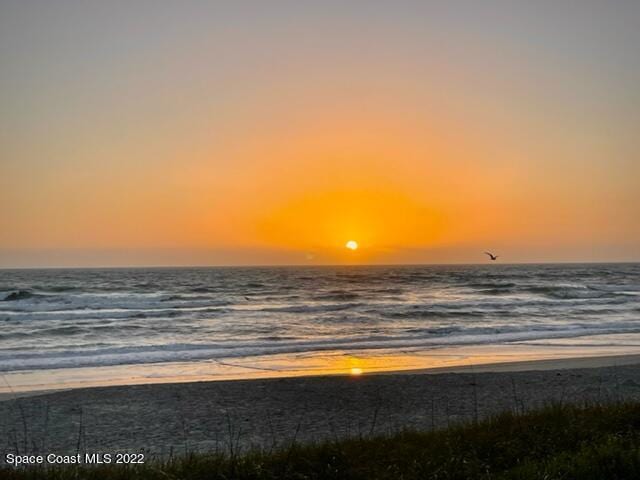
[1, 1, 639, 267]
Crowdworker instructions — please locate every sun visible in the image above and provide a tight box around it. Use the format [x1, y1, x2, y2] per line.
[345, 240, 358, 250]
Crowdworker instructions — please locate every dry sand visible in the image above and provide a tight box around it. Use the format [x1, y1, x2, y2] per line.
[2, 354, 640, 461]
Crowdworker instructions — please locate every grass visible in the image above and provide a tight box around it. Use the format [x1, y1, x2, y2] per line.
[3, 402, 640, 479]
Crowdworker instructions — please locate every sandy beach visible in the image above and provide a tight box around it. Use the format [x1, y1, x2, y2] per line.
[2, 354, 640, 462]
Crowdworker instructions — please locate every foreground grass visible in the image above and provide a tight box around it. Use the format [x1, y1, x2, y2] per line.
[4, 402, 640, 479]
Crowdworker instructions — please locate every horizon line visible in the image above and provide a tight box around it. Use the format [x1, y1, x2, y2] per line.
[1, 260, 639, 271]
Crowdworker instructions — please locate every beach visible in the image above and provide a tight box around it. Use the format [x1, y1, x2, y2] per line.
[3, 354, 640, 462]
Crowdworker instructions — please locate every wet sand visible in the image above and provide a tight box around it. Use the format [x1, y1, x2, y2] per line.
[2, 354, 640, 461]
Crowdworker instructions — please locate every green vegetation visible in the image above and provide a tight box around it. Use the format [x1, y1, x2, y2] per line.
[4, 402, 640, 479]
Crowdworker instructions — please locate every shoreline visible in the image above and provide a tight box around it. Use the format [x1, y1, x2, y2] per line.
[393, 352, 640, 375]
[3, 350, 640, 402]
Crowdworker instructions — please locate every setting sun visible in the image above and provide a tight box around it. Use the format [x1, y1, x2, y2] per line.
[346, 240, 358, 251]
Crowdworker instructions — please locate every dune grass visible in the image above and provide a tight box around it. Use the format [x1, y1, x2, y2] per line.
[3, 402, 640, 479]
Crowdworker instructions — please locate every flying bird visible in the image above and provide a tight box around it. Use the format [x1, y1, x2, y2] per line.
[484, 252, 499, 261]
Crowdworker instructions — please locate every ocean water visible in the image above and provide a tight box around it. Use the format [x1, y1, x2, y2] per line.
[0, 264, 639, 376]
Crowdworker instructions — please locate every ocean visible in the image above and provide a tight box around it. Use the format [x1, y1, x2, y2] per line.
[1, 264, 639, 389]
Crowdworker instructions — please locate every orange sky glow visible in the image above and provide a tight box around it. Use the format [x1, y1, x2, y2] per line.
[1, 2, 638, 267]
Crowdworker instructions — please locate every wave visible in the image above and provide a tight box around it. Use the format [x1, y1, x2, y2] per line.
[2, 290, 43, 302]
[187, 286, 217, 293]
[477, 287, 517, 296]
[383, 308, 486, 319]
[465, 283, 634, 301]
[258, 302, 362, 313]
[3, 321, 640, 372]
[523, 285, 587, 298]
[314, 290, 360, 301]
[468, 282, 518, 289]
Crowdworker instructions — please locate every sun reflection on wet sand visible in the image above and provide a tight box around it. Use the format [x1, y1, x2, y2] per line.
[4, 337, 640, 397]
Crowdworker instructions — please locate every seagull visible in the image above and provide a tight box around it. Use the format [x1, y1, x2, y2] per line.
[484, 252, 499, 261]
